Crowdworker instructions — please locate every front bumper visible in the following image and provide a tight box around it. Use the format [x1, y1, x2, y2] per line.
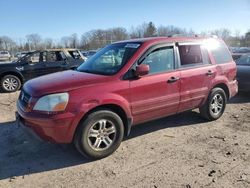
[16, 101, 80, 143]
[16, 112, 42, 142]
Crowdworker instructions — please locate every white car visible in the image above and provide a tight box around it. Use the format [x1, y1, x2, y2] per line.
[0, 51, 11, 61]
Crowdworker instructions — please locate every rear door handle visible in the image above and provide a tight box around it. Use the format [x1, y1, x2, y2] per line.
[206, 70, 214, 76]
[167, 77, 180, 83]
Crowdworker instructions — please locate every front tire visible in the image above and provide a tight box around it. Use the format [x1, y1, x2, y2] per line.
[74, 109, 124, 159]
[1, 75, 21, 92]
[199, 88, 227, 121]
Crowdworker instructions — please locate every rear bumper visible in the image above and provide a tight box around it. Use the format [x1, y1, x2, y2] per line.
[0, 57, 10, 60]
[16, 101, 80, 143]
[229, 80, 238, 98]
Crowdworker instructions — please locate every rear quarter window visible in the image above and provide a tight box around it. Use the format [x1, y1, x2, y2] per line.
[210, 41, 232, 64]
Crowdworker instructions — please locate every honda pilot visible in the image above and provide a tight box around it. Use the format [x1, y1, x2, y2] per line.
[16, 37, 238, 159]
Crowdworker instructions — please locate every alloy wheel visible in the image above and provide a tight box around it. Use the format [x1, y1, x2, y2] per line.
[210, 93, 224, 116]
[87, 119, 117, 151]
[2, 77, 19, 92]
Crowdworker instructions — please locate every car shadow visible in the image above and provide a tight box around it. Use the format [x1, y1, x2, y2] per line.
[0, 111, 206, 180]
[229, 92, 250, 104]
[0, 121, 92, 180]
[128, 110, 205, 139]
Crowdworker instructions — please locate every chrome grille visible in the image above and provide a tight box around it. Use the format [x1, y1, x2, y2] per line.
[19, 90, 31, 108]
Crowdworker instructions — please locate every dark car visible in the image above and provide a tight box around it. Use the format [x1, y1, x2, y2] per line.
[0, 49, 86, 92]
[81, 50, 97, 59]
[232, 47, 250, 60]
[236, 53, 250, 91]
[17, 37, 238, 159]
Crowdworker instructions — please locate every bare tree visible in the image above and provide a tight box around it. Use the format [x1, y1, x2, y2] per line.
[144, 22, 157, 37]
[210, 28, 231, 40]
[0, 36, 16, 51]
[71, 33, 78, 48]
[109, 27, 128, 42]
[43, 38, 53, 49]
[130, 23, 148, 38]
[157, 25, 187, 37]
[61, 36, 71, 48]
[244, 31, 250, 46]
[26, 34, 42, 50]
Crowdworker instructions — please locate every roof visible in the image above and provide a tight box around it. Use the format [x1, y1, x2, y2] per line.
[115, 36, 215, 45]
[45, 48, 80, 51]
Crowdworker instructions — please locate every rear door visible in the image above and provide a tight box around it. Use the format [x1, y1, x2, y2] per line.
[67, 50, 85, 68]
[177, 43, 215, 112]
[129, 44, 180, 124]
[44, 51, 68, 74]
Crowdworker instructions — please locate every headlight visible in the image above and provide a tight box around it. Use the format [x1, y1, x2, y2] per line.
[33, 93, 69, 112]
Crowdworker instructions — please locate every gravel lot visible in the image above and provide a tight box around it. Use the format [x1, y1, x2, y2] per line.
[0, 91, 250, 188]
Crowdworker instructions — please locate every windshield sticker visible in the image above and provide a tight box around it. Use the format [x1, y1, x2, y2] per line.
[125, 43, 140, 49]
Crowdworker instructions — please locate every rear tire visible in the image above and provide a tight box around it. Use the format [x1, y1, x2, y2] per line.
[74, 109, 124, 159]
[1, 75, 21, 92]
[199, 88, 227, 121]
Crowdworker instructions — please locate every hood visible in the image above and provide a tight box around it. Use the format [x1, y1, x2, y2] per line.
[24, 70, 110, 97]
[0, 62, 17, 67]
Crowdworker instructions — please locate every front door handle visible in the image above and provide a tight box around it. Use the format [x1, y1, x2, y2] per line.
[167, 77, 180, 83]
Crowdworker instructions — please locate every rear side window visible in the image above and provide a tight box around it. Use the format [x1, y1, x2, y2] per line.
[209, 41, 232, 64]
[69, 50, 82, 59]
[178, 45, 203, 66]
[47, 51, 64, 62]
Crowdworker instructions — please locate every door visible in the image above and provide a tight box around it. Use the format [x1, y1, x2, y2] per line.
[21, 52, 48, 80]
[67, 50, 85, 68]
[44, 51, 68, 74]
[177, 43, 215, 112]
[129, 45, 180, 124]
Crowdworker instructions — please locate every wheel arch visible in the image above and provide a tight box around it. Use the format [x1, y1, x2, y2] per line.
[212, 83, 230, 100]
[0, 71, 24, 84]
[73, 103, 132, 143]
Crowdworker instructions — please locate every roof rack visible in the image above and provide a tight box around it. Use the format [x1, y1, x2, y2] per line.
[167, 34, 219, 38]
[167, 34, 200, 38]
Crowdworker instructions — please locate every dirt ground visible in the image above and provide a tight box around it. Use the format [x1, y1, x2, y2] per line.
[0, 92, 250, 188]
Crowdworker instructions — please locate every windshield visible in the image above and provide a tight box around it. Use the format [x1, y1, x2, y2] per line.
[14, 52, 34, 62]
[77, 42, 141, 75]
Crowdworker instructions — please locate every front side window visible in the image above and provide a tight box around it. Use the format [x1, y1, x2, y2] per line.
[179, 45, 203, 66]
[27, 52, 40, 64]
[140, 47, 174, 74]
[77, 42, 141, 75]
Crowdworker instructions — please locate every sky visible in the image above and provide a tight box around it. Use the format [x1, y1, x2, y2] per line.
[0, 0, 250, 40]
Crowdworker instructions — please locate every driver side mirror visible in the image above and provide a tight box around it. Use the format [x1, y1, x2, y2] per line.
[135, 64, 150, 77]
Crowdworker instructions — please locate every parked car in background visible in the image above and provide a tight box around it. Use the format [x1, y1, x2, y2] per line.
[0, 49, 86, 92]
[16, 51, 29, 59]
[0, 51, 11, 61]
[231, 47, 250, 60]
[81, 50, 97, 59]
[236, 53, 250, 92]
[16, 37, 238, 159]
[68, 49, 87, 61]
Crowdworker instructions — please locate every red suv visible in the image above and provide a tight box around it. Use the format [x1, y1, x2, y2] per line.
[16, 37, 238, 159]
